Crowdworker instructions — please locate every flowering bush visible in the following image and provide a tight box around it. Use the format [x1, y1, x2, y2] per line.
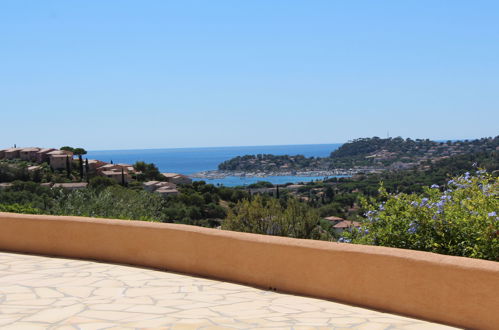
[344, 170, 498, 261]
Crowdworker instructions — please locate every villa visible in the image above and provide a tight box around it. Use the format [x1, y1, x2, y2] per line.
[162, 172, 192, 185]
[100, 170, 131, 183]
[142, 180, 178, 195]
[49, 154, 71, 170]
[4, 148, 22, 159]
[52, 182, 88, 190]
[19, 147, 40, 161]
[35, 148, 56, 163]
[332, 220, 362, 234]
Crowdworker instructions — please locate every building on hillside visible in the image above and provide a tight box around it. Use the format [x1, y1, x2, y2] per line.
[155, 186, 179, 196]
[36, 148, 56, 163]
[27, 165, 42, 172]
[142, 181, 161, 192]
[20, 148, 41, 161]
[161, 173, 192, 185]
[52, 182, 88, 191]
[142, 181, 177, 193]
[50, 154, 71, 170]
[100, 170, 131, 184]
[86, 159, 106, 173]
[4, 148, 22, 160]
[0, 149, 7, 159]
[324, 216, 345, 225]
[96, 163, 134, 174]
[332, 220, 361, 234]
[117, 163, 136, 173]
[47, 150, 73, 170]
[0, 183, 13, 190]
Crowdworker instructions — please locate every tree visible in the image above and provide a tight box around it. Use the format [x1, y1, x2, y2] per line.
[222, 195, 331, 240]
[133, 161, 163, 181]
[73, 148, 87, 156]
[65, 156, 71, 179]
[88, 176, 117, 191]
[60, 146, 74, 153]
[78, 155, 84, 181]
[85, 158, 90, 183]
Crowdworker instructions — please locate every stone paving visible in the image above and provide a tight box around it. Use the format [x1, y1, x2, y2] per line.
[0, 252, 459, 329]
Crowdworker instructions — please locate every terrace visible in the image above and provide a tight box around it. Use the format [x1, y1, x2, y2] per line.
[0, 212, 497, 329]
[0, 252, 454, 329]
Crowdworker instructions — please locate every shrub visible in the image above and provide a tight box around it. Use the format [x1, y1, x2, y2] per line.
[222, 195, 332, 240]
[343, 170, 499, 261]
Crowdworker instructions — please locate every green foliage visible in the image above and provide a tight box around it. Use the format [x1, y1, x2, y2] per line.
[88, 176, 117, 191]
[133, 161, 164, 181]
[51, 185, 166, 221]
[247, 181, 274, 188]
[0, 181, 56, 211]
[0, 203, 43, 214]
[73, 148, 87, 155]
[222, 195, 332, 240]
[345, 171, 499, 261]
[60, 146, 74, 152]
[218, 136, 499, 172]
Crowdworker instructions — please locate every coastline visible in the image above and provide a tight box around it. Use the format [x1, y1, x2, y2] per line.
[190, 168, 383, 180]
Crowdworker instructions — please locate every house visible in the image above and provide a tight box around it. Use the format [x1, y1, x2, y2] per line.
[143, 181, 160, 192]
[27, 165, 42, 172]
[4, 148, 22, 160]
[333, 220, 361, 234]
[324, 216, 345, 225]
[86, 159, 106, 173]
[117, 163, 136, 173]
[142, 181, 177, 193]
[52, 182, 88, 191]
[155, 186, 179, 196]
[0, 183, 13, 190]
[47, 150, 73, 170]
[161, 173, 192, 185]
[0, 149, 6, 159]
[20, 148, 40, 161]
[100, 170, 131, 184]
[36, 148, 56, 163]
[50, 154, 71, 170]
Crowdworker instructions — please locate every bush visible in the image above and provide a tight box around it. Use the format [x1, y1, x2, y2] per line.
[0, 203, 44, 214]
[222, 195, 332, 240]
[344, 170, 499, 261]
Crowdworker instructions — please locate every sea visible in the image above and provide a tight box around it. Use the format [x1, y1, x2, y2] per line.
[86, 144, 343, 187]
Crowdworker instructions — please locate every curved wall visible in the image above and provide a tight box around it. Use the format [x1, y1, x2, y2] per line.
[0, 212, 498, 329]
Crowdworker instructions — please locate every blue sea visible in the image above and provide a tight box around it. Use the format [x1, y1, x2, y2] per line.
[86, 144, 342, 187]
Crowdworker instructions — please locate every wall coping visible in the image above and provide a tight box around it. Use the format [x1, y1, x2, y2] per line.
[1, 212, 498, 329]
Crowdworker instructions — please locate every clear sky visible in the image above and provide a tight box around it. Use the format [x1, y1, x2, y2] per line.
[1, 1, 498, 150]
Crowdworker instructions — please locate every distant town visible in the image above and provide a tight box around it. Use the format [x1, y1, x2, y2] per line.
[0, 146, 192, 196]
[210, 136, 499, 177]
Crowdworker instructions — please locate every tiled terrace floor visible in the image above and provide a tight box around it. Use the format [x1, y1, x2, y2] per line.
[0, 252, 458, 330]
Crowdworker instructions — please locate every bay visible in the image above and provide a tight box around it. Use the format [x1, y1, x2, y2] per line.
[86, 143, 342, 186]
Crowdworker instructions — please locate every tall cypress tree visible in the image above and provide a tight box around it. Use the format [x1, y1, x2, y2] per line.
[85, 158, 90, 183]
[66, 156, 71, 179]
[78, 155, 84, 181]
[121, 168, 125, 186]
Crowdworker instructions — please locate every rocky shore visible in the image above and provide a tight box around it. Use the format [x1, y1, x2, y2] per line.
[190, 168, 383, 179]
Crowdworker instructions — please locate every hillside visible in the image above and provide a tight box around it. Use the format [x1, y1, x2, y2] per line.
[217, 136, 499, 173]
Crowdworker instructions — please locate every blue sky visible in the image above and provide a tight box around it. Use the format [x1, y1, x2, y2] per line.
[1, 1, 498, 150]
